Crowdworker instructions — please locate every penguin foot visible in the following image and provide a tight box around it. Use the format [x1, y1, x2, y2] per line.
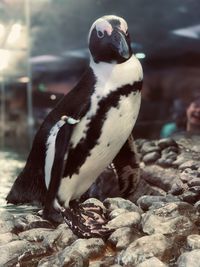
[42, 206, 64, 225]
[62, 202, 112, 239]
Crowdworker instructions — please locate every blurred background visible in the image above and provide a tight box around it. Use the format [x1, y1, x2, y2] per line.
[0, 0, 200, 154]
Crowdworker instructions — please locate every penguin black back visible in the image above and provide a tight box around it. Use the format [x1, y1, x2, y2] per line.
[6, 67, 96, 205]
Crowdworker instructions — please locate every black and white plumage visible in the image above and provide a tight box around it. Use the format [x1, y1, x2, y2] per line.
[6, 15, 143, 238]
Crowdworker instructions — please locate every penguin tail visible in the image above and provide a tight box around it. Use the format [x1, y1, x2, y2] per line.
[6, 165, 46, 206]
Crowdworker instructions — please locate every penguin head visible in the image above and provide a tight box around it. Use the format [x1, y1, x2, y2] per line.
[88, 15, 132, 64]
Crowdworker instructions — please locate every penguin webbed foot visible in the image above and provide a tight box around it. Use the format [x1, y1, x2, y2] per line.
[41, 205, 63, 225]
[62, 202, 112, 239]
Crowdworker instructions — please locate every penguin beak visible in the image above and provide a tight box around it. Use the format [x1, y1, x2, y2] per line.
[111, 29, 131, 60]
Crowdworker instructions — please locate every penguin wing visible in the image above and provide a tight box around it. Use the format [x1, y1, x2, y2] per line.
[41, 122, 72, 221]
[112, 134, 140, 197]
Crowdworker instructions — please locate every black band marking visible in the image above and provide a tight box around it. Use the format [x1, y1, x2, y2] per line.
[64, 81, 142, 177]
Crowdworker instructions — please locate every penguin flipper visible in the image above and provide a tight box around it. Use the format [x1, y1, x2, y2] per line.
[112, 134, 140, 198]
[42, 123, 72, 223]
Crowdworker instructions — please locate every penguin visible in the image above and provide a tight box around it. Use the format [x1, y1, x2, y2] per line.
[6, 15, 143, 238]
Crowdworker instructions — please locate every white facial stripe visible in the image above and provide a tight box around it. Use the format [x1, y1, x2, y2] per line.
[88, 16, 129, 40]
[119, 18, 128, 34]
[96, 19, 113, 36]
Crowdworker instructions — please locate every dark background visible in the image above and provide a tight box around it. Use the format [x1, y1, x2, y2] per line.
[0, 0, 200, 151]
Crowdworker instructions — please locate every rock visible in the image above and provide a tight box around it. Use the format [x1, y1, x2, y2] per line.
[179, 160, 200, 171]
[157, 138, 178, 149]
[109, 208, 129, 219]
[107, 212, 141, 230]
[0, 210, 15, 234]
[141, 165, 180, 192]
[143, 151, 160, 164]
[1, 136, 200, 266]
[18, 225, 76, 250]
[157, 157, 174, 168]
[14, 213, 54, 233]
[194, 200, 200, 212]
[18, 228, 56, 243]
[128, 177, 166, 203]
[104, 197, 142, 213]
[141, 202, 197, 236]
[0, 232, 18, 245]
[108, 227, 141, 250]
[180, 191, 199, 204]
[169, 180, 186, 195]
[188, 178, 200, 187]
[162, 146, 179, 154]
[187, 235, 200, 250]
[83, 198, 107, 211]
[180, 168, 198, 183]
[39, 238, 105, 267]
[137, 195, 180, 211]
[89, 258, 120, 267]
[189, 186, 200, 194]
[0, 240, 49, 266]
[38, 250, 88, 267]
[140, 141, 160, 155]
[162, 151, 178, 160]
[173, 155, 188, 168]
[53, 223, 77, 249]
[89, 261, 103, 267]
[66, 238, 105, 259]
[177, 249, 200, 267]
[118, 233, 172, 266]
[136, 257, 167, 267]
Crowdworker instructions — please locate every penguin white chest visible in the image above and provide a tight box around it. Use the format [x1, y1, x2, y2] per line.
[58, 91, 141, 206]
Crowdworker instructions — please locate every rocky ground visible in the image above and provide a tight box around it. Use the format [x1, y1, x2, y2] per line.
[0, 136, 200, 267]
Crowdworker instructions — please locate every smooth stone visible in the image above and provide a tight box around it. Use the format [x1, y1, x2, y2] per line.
[157, 157, 174, 168]
[18, 228, 56, 243]
[188, 178, 200, 187]
[0, 219, 15, 234]
[39, 238, 105, 266]
[142, 202, 198, 236]
[180, 191, 199, 204]
[180, 170, 197, 183]
[66, 238, 105, 259]
[14, 213, 54, 232]
[141, 165, 179, 192]
[142, 151, 160, 164]
[83, 198, 107, 211]
[194, 200, 200, 212]
[136, 257, 167, 267]
[140, 142, 160, 155]
[0, 240, 48, 266]
[109, 208, 129, 219]
[187, 235, 200, 250]
[177, 250, 200, 267]
[118, 233, 172, 266]
[169, 181, 185, 195]
[0, 210, 15, 234]
[137, 195, 180, 211]
[54, 223, 77, 249]
[157, 138, 178, 149]
[108, 226, 140, 250]
[107, 212, 141, 230]
[104, 197, 142, 213]
[179, 160, 199, 171]
[189, 186, 200, 194]
[0, 232, 18, 246]
[38, 250, 87, 267]
[162, 146, 179, 154]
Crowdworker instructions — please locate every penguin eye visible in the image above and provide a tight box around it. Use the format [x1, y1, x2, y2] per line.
[125, 30, 129, 36]
[97, 30, 104, 38]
